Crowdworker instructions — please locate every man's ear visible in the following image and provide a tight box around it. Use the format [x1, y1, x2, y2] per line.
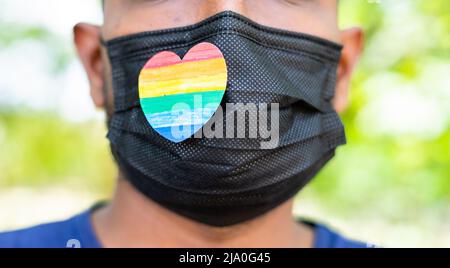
[74, 23, 105, 108]
[333, 27, 364, 113]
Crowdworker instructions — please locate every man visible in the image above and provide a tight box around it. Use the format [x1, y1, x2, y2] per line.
[0, 0, 364, 248]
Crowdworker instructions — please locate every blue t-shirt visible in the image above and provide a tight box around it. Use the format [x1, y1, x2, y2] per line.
[0, 205, 368, 248]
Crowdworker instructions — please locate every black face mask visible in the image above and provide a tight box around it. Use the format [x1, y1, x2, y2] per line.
[102, 11, 345, 227]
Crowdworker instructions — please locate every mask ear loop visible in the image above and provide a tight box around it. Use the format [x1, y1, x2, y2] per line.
[98, 35, 114, 125]
[99, 36, 107, 47]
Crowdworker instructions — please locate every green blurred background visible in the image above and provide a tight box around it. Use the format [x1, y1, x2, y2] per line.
[0, 0, 449, 247]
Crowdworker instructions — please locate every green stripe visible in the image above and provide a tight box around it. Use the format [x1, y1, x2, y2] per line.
[140, 90, 225, 114]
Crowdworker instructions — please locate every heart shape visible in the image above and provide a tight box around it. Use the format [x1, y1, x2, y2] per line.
[138, 42, 228, 143]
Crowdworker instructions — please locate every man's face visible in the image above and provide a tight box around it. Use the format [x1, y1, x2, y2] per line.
[73, 0, 363, 226]
[75, 0, 362, 119]
[102, 0, 340, 42]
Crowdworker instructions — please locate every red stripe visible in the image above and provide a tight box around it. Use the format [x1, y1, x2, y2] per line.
[143, 42, 224, 69]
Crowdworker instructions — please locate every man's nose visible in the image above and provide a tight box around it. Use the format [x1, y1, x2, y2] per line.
[200, 0, 249, 18]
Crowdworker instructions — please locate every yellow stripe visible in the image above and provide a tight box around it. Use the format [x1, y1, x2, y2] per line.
[139, 58, 227, 83]
[139, 73, 227, 98]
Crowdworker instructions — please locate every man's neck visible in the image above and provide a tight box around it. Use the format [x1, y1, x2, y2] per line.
[91, 177, 314, 248]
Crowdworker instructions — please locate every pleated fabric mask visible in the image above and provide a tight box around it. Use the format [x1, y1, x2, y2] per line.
[102, 11, 345, 226]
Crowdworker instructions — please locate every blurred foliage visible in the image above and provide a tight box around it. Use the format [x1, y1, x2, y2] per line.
[0, 0, 449, 245]
[0, 23, 74, 73]
[0, 109, 115, 192]
[300, 0, 450, 217]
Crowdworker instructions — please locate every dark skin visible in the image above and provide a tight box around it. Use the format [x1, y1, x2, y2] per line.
[74, 0, 363, 248]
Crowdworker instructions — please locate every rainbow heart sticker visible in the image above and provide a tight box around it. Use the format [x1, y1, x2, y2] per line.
[138, 42, 228, 143]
